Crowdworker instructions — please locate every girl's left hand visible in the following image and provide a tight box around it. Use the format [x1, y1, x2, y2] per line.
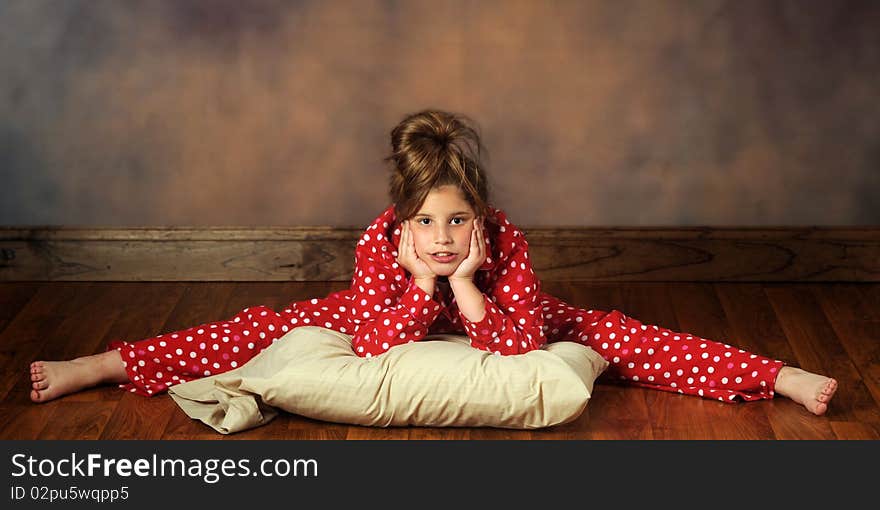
[450, 217, 486, 281]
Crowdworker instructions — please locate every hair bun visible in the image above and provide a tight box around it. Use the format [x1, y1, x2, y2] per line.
[385, 109, 491, 222]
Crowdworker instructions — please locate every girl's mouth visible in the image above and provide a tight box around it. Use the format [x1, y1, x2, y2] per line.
[430, 252, 456, 263]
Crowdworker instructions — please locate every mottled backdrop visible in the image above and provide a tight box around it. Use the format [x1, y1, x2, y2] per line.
[1, 0, 878, 227]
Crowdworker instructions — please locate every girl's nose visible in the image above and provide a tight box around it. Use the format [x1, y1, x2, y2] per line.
[434, 227, 453, 242]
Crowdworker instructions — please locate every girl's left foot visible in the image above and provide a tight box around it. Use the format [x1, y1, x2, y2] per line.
[773, 366, 838, 416]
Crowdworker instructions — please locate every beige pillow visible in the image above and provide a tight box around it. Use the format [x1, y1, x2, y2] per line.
[168, 326, 608, 434]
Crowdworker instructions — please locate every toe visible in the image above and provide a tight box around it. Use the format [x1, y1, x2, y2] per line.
[30, 389, 41, 402]
[32, 380, 48, 390]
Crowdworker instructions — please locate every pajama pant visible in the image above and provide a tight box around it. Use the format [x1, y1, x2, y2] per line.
[107, 292, 784, 401]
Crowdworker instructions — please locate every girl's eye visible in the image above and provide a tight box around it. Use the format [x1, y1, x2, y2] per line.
[417, 217, 465, 225]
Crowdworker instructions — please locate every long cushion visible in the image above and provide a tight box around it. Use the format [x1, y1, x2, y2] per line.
[168, 326, 608, 434]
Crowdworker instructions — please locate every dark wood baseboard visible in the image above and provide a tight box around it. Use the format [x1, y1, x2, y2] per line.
[2, 226, 879, 282]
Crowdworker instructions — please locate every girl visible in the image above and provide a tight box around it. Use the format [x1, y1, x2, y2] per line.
[29, 109, 837, 415]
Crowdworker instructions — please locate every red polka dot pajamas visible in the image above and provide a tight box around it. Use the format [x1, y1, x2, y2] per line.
[109, 205, 784, 401]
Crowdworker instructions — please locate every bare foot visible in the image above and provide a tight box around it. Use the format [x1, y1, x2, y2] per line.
[773, 366, 838, 416]
[29, 351, 127, 403]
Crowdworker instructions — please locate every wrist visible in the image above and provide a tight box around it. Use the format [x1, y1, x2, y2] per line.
[412, 275, 435, 295]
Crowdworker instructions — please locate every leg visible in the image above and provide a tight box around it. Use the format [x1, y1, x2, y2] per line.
[108, 305, 292, 396]
[541, 294, 837, 414]
[29, 304, 294, 402]
[541, 295, 777, 400]
[30, 350, 128, 403]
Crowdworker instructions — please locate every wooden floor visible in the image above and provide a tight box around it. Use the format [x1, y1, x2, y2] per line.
[1, 281, 878, 440]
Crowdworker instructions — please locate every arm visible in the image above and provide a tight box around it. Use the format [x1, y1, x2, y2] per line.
[453, 234, 546, 355]
[348, 249, 443, 358]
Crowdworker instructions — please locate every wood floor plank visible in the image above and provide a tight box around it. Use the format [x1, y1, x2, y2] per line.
[0, 282, 41, 336]
[576, 385, 653, 439]
[0, 283, 100, 403]
[408, 427, 470, 440]
[830, 421, 880, 440]
[857, 283, 880, 314]
[37, 401, 117, 440]
[346, 426, 412, 439]
[668, 283, 775, 439]
[286, 414, 350, 440]
[714, 283, 799, 366]
[0, 403, 56, 439]
[467, 428, 532, 440]
[762, 402, 838, 440]
[644, 389, 771, 439]
[764, 283, 879, 427]
[30, 283, 124, 363]
[0, 282, 45, 396]
[811, 284, 880, 409]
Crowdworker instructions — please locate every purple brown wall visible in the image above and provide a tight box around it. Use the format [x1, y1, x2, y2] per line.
[1, 0, 878, 227]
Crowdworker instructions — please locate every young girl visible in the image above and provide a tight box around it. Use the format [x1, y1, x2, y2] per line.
[29, 109, 837, 416]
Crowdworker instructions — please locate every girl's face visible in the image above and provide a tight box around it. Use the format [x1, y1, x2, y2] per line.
[408, 185, 477, 277]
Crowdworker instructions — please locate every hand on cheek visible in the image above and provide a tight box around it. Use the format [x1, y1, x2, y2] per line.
[450, 216, 485, 281]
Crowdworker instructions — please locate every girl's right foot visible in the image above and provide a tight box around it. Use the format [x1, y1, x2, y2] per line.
[29, 351, 127, 403]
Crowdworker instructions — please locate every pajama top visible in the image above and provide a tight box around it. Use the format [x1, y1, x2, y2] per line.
[109, 204, 785, 401]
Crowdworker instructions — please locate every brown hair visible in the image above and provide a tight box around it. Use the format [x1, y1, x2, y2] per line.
[384, 109, 491, 223]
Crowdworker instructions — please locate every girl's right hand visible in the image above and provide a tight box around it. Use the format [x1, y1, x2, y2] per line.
[396, 220, 435, 281]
